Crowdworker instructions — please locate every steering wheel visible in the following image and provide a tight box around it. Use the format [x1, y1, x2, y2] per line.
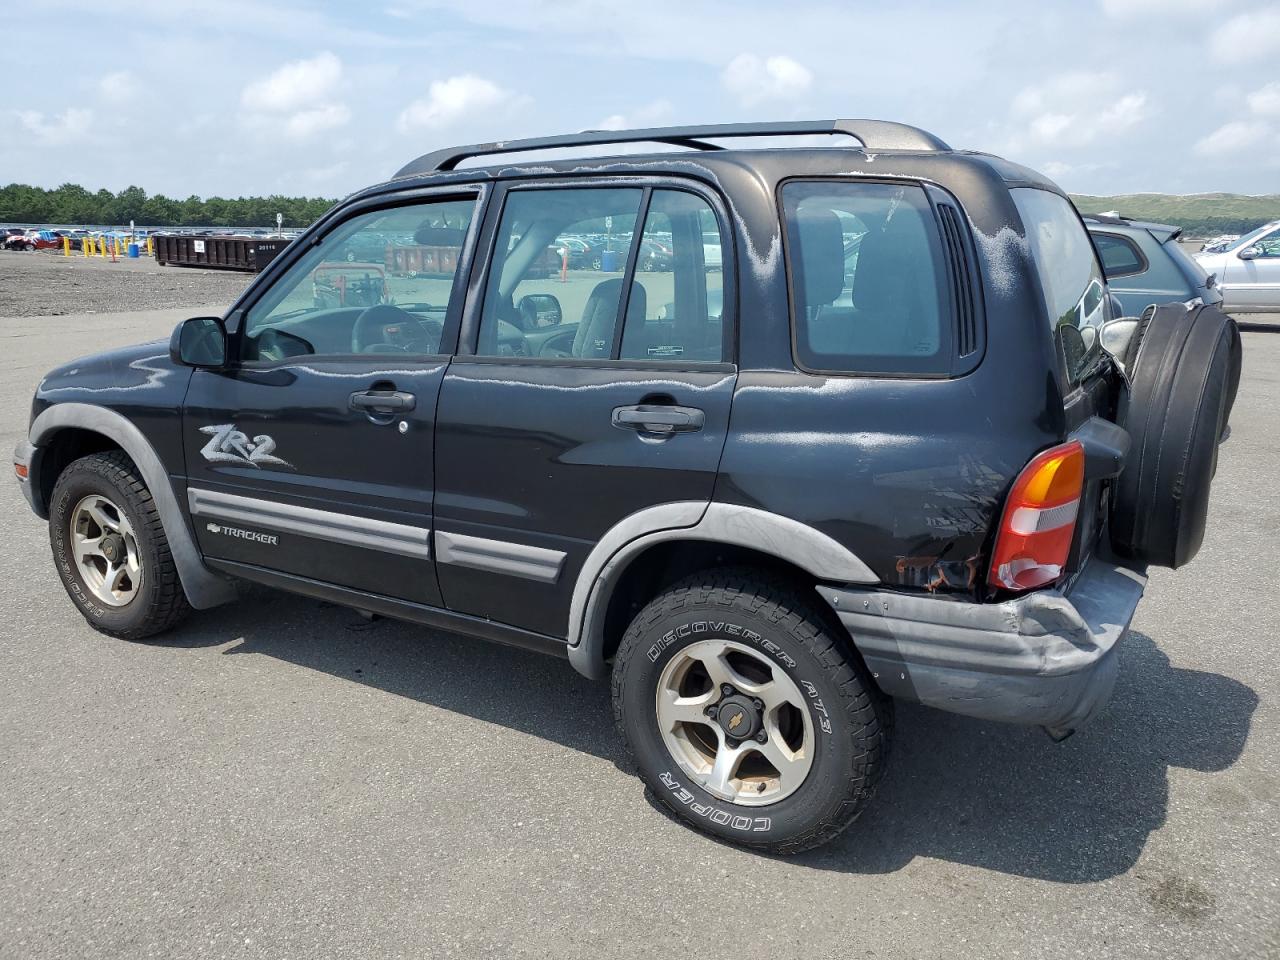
[351, 303, 425, 354]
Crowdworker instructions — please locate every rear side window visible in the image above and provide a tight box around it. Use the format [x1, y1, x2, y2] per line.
[1013, 189, 1108, 384]
[1092, 232, 1146, 278]
[781, 181, 951, 375]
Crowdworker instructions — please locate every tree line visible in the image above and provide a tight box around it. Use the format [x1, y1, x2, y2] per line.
[4, 181, 1276, 237]
[0, 183, 337, 228]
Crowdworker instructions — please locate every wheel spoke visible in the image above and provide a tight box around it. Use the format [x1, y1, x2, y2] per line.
[73, 532, 104, 561]
[705, 738, 749, 797]
[85, 499, 119, 533]
[755, 718, 809, 793]
[696, 642, 792, 711]
[107, 562, 131, 595]
[657, 687, 717, 730]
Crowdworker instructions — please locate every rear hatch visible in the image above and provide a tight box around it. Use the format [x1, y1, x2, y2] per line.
[1011, 188, 1126, 584]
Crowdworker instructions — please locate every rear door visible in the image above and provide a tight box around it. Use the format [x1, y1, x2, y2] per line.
[432, 178, 736, 637]
[181, 187, 485, 605]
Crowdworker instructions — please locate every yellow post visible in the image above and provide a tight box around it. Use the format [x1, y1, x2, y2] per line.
[99, 237, 106, 258]
[83, 236, 90, 257]
[146, 236, 154, 256]
[63, 236, 71, 257]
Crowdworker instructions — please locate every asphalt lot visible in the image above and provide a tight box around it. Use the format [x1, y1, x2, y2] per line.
[0, 301, 1277, 959]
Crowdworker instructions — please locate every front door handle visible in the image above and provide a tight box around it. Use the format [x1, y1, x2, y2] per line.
[612, 404, 704, 436]
[350, 390, 416, 414]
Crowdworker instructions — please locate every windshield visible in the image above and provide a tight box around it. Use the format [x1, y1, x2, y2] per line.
[1221, 221, 1280, 252]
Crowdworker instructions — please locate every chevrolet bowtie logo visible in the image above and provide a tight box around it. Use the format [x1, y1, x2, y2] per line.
[727, 711, 744, 731]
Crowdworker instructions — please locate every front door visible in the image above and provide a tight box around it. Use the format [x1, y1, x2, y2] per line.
[433, 180, 737, 636]
[181, 189, 483, 605]
[1222, 225, 1280, 310]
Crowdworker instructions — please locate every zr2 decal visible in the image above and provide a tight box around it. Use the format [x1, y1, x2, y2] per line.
[199, 424, 291, 469]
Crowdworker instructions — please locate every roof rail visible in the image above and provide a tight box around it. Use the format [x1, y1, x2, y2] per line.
[394, 119, 951, 178]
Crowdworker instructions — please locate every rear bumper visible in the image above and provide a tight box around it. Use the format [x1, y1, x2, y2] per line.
[13, 439, 43, 517]
[816, 556, 1147, 734]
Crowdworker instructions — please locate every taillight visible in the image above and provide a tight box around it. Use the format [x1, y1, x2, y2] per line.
[988, 440, 1085, 593]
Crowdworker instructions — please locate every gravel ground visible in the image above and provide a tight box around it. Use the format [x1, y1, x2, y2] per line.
[0, 272, 1278, 958]
[0, 250, 253, 318]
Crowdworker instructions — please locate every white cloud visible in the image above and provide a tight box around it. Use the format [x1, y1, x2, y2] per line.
[15, 107, 93, 145]
[396, 75, 509, 132]
[1193, 120, 1271, 156]
[241, 51, 342, 112]
[98, 71, 139, 104]
[721, 54, 812, 107]
[1247, 81, 1280, 117]
[1210, 11, 1280, 63]
[596, 100, 673, 131]
[1101, 0, 1224, 17]
[283, 104, 351, 139]
[1010, 73, 1149, 148]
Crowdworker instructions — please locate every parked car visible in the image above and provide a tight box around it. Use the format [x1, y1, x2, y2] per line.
[3, 229, 62, 251]
[1200, 234, 1239, 254]
[1195, 220, 1280, 312]
[13, 120, 1241, 854]
[1084, 215, 1222, 316]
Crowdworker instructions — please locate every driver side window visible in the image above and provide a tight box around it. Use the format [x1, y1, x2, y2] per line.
[241, 196, 477, 362]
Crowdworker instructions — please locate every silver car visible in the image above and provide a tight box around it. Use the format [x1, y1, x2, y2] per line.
[1195, 220, 1280, 311]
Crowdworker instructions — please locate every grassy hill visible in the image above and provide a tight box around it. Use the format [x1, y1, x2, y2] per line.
[1071, 193, 1280, 237]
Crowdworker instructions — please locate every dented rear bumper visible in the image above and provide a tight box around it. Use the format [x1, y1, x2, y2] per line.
[816, 556, 1147, 734]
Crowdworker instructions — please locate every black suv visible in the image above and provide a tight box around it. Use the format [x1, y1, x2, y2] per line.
[13, 121, 1240, 852]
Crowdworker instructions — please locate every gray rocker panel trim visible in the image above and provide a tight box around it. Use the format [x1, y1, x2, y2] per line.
[27, 403, 237, 610]
[188, 487, 432, 560]
[566, 501, 879, 679]
[434, 530, 566, 583]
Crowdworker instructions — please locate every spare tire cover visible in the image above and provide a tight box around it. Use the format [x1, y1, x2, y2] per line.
[1110, 302, 1241, 569]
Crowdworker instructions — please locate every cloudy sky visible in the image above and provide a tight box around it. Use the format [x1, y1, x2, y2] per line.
[3, 0, 1278, 199]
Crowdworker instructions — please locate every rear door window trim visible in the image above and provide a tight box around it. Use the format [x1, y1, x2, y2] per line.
[456, 174, 738, 367]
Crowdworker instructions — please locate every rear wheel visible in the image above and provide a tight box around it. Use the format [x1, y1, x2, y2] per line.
[48, 451, 191, 640]
[612, 568, 892, 853]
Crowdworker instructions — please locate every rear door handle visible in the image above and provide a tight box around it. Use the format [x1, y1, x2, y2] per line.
[349, 390, 416, 414]
[612, 404, 704, 436]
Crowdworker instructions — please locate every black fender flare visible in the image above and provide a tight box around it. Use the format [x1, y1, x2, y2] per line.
[28, 403, 237, 610]
[566, 501, 879, 679]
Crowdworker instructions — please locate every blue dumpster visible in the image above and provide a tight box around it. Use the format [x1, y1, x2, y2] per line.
[127, 243, 140, 258]
[601, 249, 619, 272]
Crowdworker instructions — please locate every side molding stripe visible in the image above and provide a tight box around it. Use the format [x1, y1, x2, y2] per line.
[435, 530, 566, 583]
[188, 487, 431, 560]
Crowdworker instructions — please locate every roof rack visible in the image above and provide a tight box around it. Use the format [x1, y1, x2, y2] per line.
[394, 119, 951, 178]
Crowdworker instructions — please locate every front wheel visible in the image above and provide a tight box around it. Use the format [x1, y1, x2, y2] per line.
[48, 451, 192, 640]
[612, 568, 892, 853]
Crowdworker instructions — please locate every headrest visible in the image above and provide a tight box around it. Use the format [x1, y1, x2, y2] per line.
[792, 207, 846, 307]
[573, 278, 647, 358]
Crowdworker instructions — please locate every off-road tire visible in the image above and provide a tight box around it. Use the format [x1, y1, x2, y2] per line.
[49, 451, 191, 640]
[612, 568, 893, 853]
[1110, 302, 1240, 568]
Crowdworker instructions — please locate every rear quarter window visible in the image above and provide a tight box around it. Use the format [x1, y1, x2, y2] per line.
[781, 180, 952, 376]
[1091, 232, 1146, 279]
[1012, 188, 1109, 385]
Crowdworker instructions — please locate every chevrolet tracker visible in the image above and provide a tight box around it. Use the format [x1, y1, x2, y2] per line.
[13, 121, 1241, 852]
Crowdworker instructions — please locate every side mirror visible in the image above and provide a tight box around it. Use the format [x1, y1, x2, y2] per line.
[170, 316, 228, 368]
[1238, 246, 1261, 261]
[517, 293, 563, 329]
